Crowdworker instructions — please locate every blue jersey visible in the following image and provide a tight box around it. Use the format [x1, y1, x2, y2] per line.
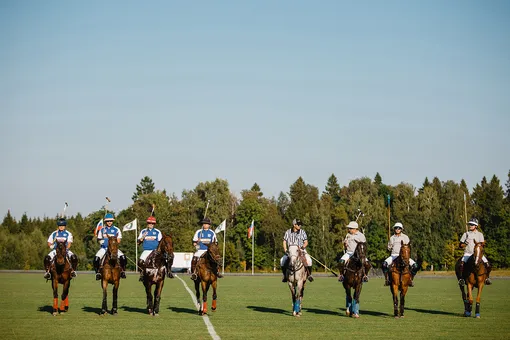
[193, 229, 217, 251]
[47, 230, 73, 249]
[98, 226, 122, 249]
[138, 228, 162, 251]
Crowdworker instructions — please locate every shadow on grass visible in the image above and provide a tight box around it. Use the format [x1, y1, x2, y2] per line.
[406, 307, 458, 316]
[37, 305, 53, 314]
[82, 306, 102, 314]
[302, 307, 339, 316]
[247, 305, 292, 316]
[120, 306, 147, 314]
[168, 306, 199, 315]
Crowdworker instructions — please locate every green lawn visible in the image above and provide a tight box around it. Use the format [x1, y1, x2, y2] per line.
[1, 273, 509, 340]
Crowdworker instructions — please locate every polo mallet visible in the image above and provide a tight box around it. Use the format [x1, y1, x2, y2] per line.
[204, 199, 210, 219]
[355, 208, 364, 222]
[309, 254, 339, 277]
[61, 202, 68, 218]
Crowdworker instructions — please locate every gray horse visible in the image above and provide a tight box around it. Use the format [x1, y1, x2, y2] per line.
[287, 245, 308, 317]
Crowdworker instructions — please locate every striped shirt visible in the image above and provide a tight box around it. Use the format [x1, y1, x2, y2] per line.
[283, 228, 308, 248]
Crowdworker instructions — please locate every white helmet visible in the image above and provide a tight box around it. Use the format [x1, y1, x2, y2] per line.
[393, 222, 404, 230]
[346, 221, 359, 229]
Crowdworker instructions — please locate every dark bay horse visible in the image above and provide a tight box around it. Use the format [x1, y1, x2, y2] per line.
[49, 241, 73, 316]
[455, 241, 488, 318]
[194, 242, 221, 315]
[99, 236, 121, 315]
[389, 241, 411, 318]
[286, 245, 308, 317]
[141, 233, 174, 316]
[342, 242, 369, 318]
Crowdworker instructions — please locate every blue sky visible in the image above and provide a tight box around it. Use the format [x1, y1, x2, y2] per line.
[1, 0, 509, 218]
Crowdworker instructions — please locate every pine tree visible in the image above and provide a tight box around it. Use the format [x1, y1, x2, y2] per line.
[132, 176, 156, 201]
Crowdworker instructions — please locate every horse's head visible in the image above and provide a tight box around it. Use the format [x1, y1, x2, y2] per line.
[207, 242, 222, 266]
[473, 241, 485, 266]
[400, 241, 411, 266]
[287, 245, 304, 270]
[55, 241, 67, 266]
[107, 235, 119, 261]
[354, 241, 367, 262]
[160, 233, 174, 259]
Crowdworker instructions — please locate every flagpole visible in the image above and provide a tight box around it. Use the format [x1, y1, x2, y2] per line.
[251, 221, 254, 276]
[222, 221, 226, 275]
[135, 218, 138, 273]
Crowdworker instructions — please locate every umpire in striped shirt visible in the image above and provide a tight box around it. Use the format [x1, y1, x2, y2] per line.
[280, 219, 314, 283]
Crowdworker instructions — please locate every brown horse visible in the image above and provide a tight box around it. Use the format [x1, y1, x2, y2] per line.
[141, 233, 174, 316]
[48, 241, 73, 316]
[455, 241, 487, 318]
[389, 241, 411, 318]
[99, 236, 121, 315]
[341, 241, 370, 318]
[194, 242, 221, 315]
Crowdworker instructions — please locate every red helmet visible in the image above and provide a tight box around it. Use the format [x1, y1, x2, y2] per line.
[146, 216, 156, 224]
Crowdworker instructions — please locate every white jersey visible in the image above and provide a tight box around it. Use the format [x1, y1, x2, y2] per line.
[460, 230, 485, 255]
[344, 231, 366, 253]
[387, 233, 410, 256]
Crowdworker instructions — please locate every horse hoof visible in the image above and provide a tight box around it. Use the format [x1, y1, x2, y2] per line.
[394, 316, 400, 319]
[352, 314, 360, 318]
[345, 311, 350, 317]
[148, 309, 153, 315]
[154, 313, 159, 317]
[52, 312, 58, 316]
[293, 311, 297, 317]
[475, 314, 480, 318]
[211, 307, 216, 311]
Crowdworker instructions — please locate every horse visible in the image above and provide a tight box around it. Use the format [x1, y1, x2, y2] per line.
[389, 241, 412, 318]
[99, 235, 121, 315]
[48, 241, 73, 316]
[455, 241, 487, 318]
[342, 241, 369, 318]
[286, 245, 308, 317]
[193, 242, 222, 315]
[141, 233, 174, 316]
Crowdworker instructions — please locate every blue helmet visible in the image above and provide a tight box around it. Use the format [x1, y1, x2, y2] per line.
[57, 218, 67, 227]
[104, 213, 115, 222]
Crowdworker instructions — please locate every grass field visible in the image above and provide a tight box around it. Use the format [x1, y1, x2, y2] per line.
[1, 273, 509, 340]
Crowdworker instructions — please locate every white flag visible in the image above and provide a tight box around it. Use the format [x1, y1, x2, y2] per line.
[215, 219, 226, 233]
[123, 219, 138, 232]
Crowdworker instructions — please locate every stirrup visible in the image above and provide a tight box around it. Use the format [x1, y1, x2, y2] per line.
[384, 280, 390, 286]
[190, 273, 198, 280]
[362, 275, 369, 282]
[282, 276, 288, 283]
[338, 275, 344, 282]
[44, 272, 51, 280]
[167, 271, 174, 278]
[120, 271, 126, 279]
[95, 273, 102, 281]
[216, 272, 223, 278]
[485, 278, 492, 285]
[139, 275, 144, 282]
[71, 271, 77, 278]
[307, 275, 314, 282]
[409, 280, 414, 287]
[458, 278, 465, 286]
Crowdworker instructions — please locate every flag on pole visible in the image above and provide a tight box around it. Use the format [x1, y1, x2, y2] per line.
[94, 219, 104, 237]
[247, 220, 254, 238]
[122, 219, 138, 232]
[215, 219, 226, 233]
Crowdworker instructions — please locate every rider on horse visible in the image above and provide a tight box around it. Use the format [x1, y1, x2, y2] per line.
[93, 213, 127, 280]
[43, 218, 78, 279]
[382, 222, 419, 287]
[137, 216, 173, 281]
[458, 218, 492, 286]
[190, 217, 223, 280]
[280, 219, 314, 283]
[338, 221, 371, 282]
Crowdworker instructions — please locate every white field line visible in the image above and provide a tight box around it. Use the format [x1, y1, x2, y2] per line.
[175, 275, 220, 340]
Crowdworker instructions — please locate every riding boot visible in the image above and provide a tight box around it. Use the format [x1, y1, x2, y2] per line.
[362, 260, 371, 282]
[306, 266, 314, 282]
[166, 256, 174, 278]
[458, 261, 465, 286]
[119, 255, 127, 279]
[138, 259, 145, 282]
[190, 257, 199, 281]
[382, 262, 390, 286]
[93, 256, 102, 280]
[409, 263, 419, 287]
[70, 254, 78, 278]
[484, 262, 492, 285]
[43, 255, 52, 279]
[337, 260, 345, 282]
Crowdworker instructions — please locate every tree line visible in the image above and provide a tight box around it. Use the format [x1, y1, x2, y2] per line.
[1, 172, 509, 272]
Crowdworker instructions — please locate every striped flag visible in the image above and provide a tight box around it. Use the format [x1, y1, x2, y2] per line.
[247, 220, 254, 238]
[94, 219, 104, 237]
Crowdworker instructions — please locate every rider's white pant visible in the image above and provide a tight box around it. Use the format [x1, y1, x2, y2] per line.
[139, 250, 154, 262]
[193, 249, 207, 258]
[48, 249, 74, 260]
[462, 254, 488, 263]
[341, 252, 371, 262]
[95, 248, 124, 258]
[384, 255, 416, 266]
